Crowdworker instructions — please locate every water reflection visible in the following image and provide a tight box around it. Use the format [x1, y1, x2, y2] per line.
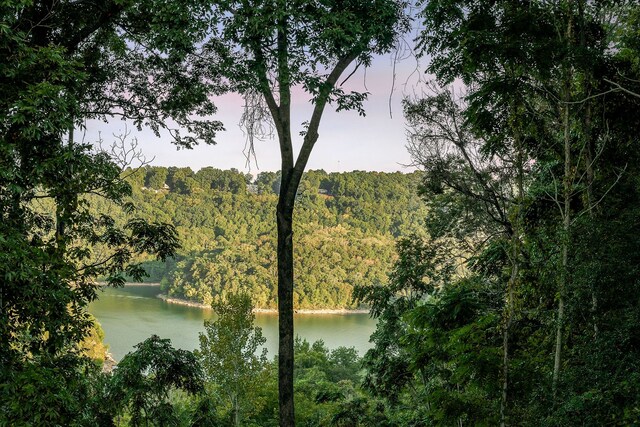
[89, 284, 376, 361]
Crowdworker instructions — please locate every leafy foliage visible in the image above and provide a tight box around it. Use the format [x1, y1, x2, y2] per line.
[109, 335, 204, 426]
[359, 1, 640, 425]
[0, 0, 218, 423]
[196, 293, 269, 426]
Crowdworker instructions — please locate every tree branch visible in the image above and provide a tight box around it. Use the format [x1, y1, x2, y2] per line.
[287, 52, 360, 203]
[603, 78, 640, 99]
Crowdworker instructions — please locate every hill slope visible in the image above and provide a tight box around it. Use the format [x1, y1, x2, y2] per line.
[106, 168, 425, 309]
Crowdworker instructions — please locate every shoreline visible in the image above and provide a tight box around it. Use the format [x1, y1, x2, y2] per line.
[157, 294, 370, 315]
[98, 282, 161, 287]
[124, 282, 161, 287]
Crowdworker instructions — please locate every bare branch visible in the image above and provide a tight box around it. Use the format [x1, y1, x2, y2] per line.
[95, 124, 154, 170]
[603, 78, 640, 99]
[573, 164, 628, 223]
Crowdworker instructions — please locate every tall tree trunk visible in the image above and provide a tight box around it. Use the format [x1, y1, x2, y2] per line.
[500, 129, 524, 427]
[553, 100, 572, 397]
[262, 17, 356, 422]
[277, 183, 295, 427]
[553, 0, 574, 398]
[582, 94, 598, 337]
[233, 394, 240, 427]
[500, 252, 518, 427]
[578, 0, 598, 337]
[273, 7, 295, 423]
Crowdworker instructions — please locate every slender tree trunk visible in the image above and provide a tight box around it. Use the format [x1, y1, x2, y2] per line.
[553, 234, 567, 394]
[500, 130, 524, 427]
[553, 101, 572, 397]
[233, 394, 240, 427]
[578, 0, 598, 337]
[277, 185, 295, 427]
[500, 256, 517, 427]
[262, 18, 355, 423]
[553, 1, 574, 398]
[583, 99, 599, 337]
[272, 8, 295, 421]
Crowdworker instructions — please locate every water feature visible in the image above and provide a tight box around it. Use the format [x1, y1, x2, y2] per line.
[89, 284, 377, 361]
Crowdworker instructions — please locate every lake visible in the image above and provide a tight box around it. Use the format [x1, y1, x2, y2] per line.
[89, 284, 377, 361]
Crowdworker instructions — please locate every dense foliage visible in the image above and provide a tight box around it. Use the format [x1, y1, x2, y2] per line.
[357, 1, 640, 425]
[3, 0, 640, 425]
[109, 167, 426, 309]
[0, 0, 217, 424]
[195, 293, 269, 426]
[173, 294, 386, 427]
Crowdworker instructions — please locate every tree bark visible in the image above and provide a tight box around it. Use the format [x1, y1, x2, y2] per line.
[277, 188, 295, 427]
[271, 52, 357, 426]
[231, 393, 240, 427]
[553, 98, 571, 398]
[500, 253, 517, 427]
[553, 0, 574, 398]
[585, 105, 598, 338]
[500, 127, 524, 427]
[578, 0, 598, 338]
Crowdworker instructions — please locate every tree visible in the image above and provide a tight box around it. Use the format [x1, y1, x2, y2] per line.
[360, 0, 640, 423]
[196, 293, 269, 426]
[146, 167, 170, 190]
[403, 83, 529, 425]
[80, 315, 110, 365]
[195, 167, 248, 194]
[109, 335, 204, 427]
[0, 0, 220, 422]
[200, 3, 409, 423]
[255, 171, 281, 195]
[417, 1, 564, 421]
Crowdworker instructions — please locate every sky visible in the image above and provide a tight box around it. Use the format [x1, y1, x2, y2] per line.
[82, 55, 429, 175]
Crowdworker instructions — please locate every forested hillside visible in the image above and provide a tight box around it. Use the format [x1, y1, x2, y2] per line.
[107, 168, 426, 309]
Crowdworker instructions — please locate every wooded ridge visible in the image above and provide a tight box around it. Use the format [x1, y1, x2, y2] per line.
[105, 168, 427, 309]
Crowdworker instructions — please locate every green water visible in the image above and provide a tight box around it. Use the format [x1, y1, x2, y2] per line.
[89, 285, 377, 361]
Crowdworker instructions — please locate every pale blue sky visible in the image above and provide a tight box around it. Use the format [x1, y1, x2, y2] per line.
[83, 55, 428, 174]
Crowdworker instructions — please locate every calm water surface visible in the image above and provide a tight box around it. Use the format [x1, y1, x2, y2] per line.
[89, 285, 377, 361]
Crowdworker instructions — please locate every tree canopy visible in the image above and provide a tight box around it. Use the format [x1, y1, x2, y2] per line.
[357, 1, 640, 425]
[0, 0, 220, 423]
[3, 0, 639, 425]
[104, 168, 427, 309]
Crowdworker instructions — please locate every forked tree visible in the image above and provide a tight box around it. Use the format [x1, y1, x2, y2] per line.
[200, 1, 409, 424]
